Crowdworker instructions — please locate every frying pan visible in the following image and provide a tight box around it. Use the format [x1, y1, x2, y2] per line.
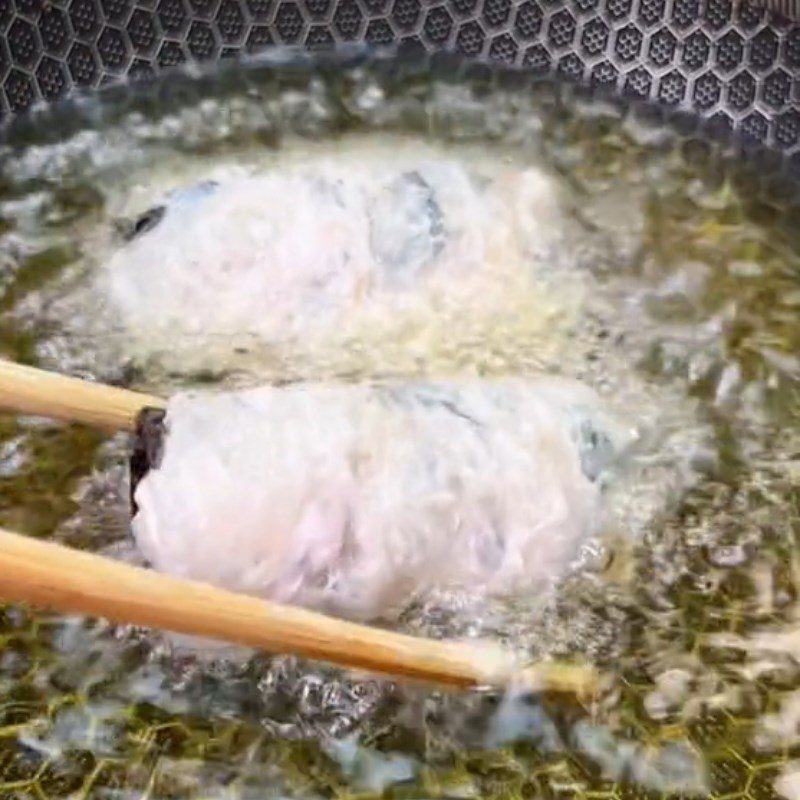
[0, 0, 797, 171]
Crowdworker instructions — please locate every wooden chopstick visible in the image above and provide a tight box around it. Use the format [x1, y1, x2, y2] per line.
[0, 358, 164, 432]
[0, 527, 598, 698]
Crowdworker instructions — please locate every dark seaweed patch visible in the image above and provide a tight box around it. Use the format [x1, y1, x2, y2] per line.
[125, 206, 166, 242]
[129, 406, 167, 516]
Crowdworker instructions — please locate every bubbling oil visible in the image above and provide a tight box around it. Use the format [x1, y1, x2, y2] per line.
[1, 61, 800, 799]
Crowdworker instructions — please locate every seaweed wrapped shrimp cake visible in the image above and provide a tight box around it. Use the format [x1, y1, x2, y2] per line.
[95, 156, 567, 366]
[130, 376, 634, 623]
